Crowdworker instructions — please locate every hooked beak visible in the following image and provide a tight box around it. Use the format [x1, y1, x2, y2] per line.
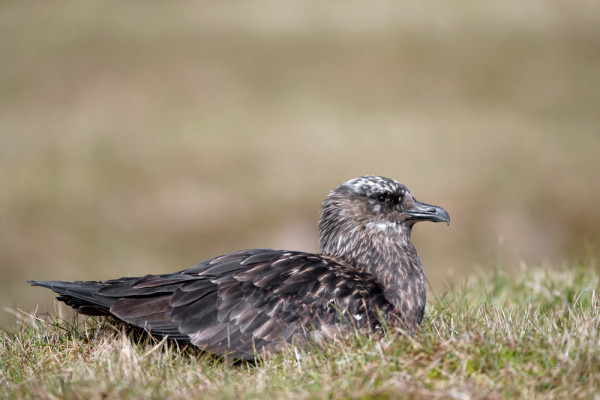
[405, 199, 450, 225]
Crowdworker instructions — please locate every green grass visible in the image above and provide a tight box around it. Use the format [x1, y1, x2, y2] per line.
[2, 263, 598, 399]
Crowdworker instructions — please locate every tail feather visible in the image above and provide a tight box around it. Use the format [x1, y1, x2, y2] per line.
[28, 279, 191, 341]
[28, 280, 116, 316]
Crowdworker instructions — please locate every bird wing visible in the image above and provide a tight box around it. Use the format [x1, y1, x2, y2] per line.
[30, 249, 390, 359]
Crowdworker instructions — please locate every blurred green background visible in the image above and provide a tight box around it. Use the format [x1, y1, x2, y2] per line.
[2, 1, 599, 329]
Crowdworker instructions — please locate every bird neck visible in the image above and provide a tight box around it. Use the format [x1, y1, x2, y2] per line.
[321, 226, 427, 327]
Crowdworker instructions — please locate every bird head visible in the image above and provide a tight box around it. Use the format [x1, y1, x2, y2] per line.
[318, 175, 450, 256]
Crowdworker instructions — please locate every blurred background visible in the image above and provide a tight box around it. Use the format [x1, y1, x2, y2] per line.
[2, 1, 599, 329]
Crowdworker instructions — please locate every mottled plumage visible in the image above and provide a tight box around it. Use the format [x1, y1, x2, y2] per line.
[29, 176, 449, 360]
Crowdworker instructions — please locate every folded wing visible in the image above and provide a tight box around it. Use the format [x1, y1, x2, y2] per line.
[29, 249, 390, 359]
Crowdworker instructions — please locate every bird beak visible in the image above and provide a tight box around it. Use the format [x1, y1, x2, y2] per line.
[405, 199, 450, 225]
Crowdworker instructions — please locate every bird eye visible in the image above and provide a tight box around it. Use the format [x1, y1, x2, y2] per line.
[377, 194, 387, 203]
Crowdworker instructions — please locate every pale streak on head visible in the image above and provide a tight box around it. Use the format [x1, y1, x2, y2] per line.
[343, 175, 405, 197]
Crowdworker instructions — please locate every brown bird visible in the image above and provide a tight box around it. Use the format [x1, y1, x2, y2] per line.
[29, 176, 449, 360]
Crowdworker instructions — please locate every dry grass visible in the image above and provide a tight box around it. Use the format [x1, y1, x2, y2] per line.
[2, 262, 599, 399]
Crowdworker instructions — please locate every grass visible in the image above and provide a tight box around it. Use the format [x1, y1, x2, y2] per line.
[2, 263, 598, 399]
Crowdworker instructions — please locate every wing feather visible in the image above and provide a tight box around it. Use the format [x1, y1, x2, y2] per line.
[170, 283, 215, 307]
[31, 248, 392, 359]
[111, 295, 171, 318]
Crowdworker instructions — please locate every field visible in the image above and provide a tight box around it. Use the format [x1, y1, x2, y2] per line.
[2, 264, 598, 399]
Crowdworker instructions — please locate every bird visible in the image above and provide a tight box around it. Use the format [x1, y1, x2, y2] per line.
[29, 175, 449, 360]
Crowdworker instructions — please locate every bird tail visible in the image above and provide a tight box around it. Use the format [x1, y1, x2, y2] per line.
[28, 280, 115, 316]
